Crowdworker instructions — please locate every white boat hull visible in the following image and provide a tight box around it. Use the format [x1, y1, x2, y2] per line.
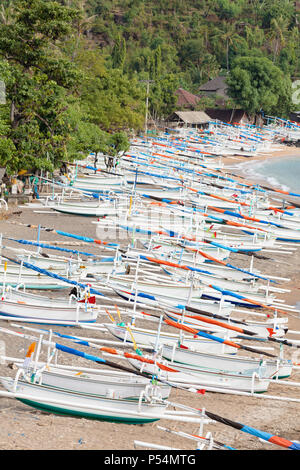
[127, 358, 270, 393]
[21, 366, 171, 400]
[160, 344, 292, 378]
[104, 323, 238, 354]
[0, 377, 166, 423]
[0, 298, 98, 323]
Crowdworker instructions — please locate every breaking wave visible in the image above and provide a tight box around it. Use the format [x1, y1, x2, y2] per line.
[231, 156, 300, 193]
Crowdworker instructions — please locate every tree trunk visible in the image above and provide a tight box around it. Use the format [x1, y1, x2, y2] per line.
[226, 41, 229, 71]
[10, 100, 15, 124]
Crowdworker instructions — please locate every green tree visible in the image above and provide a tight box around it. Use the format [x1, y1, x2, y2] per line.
[65, 99, 108, 159]
[179, 39, 205, 69]
[227, 56, 292, 117]
[0, 96, 16, 168]
[149, 74, 179, 120]
[215, 0, 245, 20]
[199, 53, 220, 83]
[77, 47, 145, 132]
[278, 27, 300, 75]
[102, 131, 130, 170]
[152, 46, 162, 80]
[0, 0, 14, 25]
[245, 25, 265, 49]
[268, 16, 289, 62]
[259, 0, 295, 28]
[0, 0, 81, 173]
[112, 33, 126, 70]
[212, 22, 242, 71]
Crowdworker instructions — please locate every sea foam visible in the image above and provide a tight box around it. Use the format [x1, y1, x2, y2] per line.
[231, 156, 300, 193]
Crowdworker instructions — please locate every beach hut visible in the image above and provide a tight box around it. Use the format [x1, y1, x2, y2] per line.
[164, 111, 211, 129]
[205, 108, 251, 125]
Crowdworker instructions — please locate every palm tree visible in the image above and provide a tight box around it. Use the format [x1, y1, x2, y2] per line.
[199, 23, 210, 49]
[268, 16, 289, 62]
[200, 53, 220, 81]
[75, 0, 96, 40]
[66, 0, 96, 60]
[245, 25, 264, 49]
[213, 23, 242, 72]
[0, 1, 14, 25]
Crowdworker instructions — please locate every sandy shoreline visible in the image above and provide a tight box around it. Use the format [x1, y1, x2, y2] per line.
[0, 161, 299, 451]
[221, 144, 300, 167]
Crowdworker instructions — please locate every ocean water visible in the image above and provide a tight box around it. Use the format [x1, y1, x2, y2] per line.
[235, 156, 300, 193]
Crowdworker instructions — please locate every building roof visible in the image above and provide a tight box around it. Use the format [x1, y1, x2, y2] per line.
[167, 111, 211, 124]
[199, 76, 227, 92]
[205, 108, 249, 124]
[175, 88, 201, 108]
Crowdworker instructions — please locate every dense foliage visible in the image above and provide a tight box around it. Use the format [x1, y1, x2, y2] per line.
[60, 0, 300, 118]
[0, 0, 299, 173]
[0, 0, 134, 174]
[73, 0, 299, 82]
[227, 56, 293, 116]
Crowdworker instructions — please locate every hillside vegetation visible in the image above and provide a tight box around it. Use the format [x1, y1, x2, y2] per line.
[0, 0, 299, 174]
